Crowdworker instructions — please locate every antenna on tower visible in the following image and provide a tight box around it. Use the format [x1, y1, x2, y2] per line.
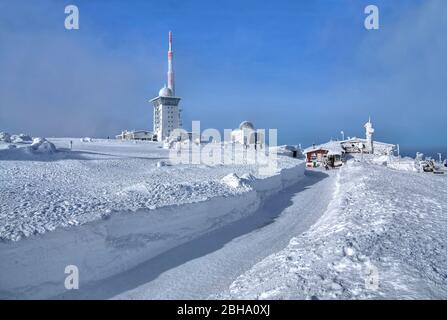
[167, 31, 175, 95]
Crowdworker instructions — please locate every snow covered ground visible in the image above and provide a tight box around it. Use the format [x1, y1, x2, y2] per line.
[0, 138, 299, 241]
[1, 136, 446, 300]
[75, 170, 335, 299]
[0, 137, 305, 299]
[221, 161, 447, 299]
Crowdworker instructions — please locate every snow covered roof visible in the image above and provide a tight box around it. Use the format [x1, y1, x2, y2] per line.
[159, 85, 173, 97]
[132, 130, 152, 134]
[340, 137, 395, 147]
[303, 141, 345, 155]
[239, 121, 255, 130]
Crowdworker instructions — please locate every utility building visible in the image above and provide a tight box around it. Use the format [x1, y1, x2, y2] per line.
[231, 121, 264, 148]
[304, 118, 395, 168]
[115, 130, 154, 141]
[150, 32, 181, 142]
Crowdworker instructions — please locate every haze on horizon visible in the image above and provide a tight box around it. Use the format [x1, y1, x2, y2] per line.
[0, 0, 446, 149]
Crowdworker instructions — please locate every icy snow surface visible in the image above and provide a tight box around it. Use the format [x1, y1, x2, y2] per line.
[2, 138, 446, 299]
[221, 161, 447, 299]
[0, 138, 299, 241]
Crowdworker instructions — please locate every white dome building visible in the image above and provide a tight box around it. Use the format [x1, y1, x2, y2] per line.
[239, 121, 255, 131]
[231, 120, 263, 148]
[158, 85, 173, 97]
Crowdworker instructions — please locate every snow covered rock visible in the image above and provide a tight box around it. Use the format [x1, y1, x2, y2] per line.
[11, 134, 32, 144]
[0, 132, 11, 143]
[157, 161, 167, 167]
[343, 245, 355, 257]
[29, 137, 56, 153]
[221, 173, 248, 189]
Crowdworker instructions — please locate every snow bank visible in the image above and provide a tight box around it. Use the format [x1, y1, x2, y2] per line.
[0, 132, 11, 143]
[386, 158, 418, 172]
[29, 137, 56, 153]
[367, 155, 418, 172]
[11, 134, 32, 144]
[222, 162, 447, 299]
[0, 160, 305, 299]
[0, 137, 57, 160]
[221, 173, 251, 189]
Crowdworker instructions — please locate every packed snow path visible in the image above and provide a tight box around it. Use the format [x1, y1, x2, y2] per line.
[55, 170, 335, 299]
[223, 162, 447, 299]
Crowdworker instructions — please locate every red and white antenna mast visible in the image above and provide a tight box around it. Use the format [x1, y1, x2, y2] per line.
[167, 31, 175, 95]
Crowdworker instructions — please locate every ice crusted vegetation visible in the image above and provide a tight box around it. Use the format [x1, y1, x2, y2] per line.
[222, 161, 447, 299]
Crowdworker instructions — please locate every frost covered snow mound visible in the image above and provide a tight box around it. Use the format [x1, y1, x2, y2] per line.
[368, 155, 418, 172]
[0, 136, 57, 160]
[0, 132, 12, 143]
[221, 173, 251, 189]
[11, 134, 32, 144]
[222, 162, 447, 299]
[29, 137, 56, 153]
[0, 132, 32, 144]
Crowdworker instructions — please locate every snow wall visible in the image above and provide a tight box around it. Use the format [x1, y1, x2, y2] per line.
[0, 162, 305, 299]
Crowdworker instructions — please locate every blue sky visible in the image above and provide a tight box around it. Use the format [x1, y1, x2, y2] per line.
[0, 0, 446, 148]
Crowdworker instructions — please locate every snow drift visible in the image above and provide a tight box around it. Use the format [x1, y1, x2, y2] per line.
[29, 137, 56, 153]
[0, 136, 56, 160]
[11, 134, 32, 144]
[0, 132, 11, 143]
[369, 155, 418, 172]
[0, 158, 305, 299]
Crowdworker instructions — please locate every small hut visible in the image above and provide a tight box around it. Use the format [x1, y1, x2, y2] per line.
[304, 141, 344, 168]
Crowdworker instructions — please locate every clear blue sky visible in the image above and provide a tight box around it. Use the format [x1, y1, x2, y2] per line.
[0, 0, 446, 148]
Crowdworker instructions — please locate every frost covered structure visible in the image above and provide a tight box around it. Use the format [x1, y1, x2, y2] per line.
[0, 155, 305, 299]
[150, 31, 181, 142]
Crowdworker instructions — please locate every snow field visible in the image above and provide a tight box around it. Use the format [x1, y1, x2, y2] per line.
[0, 138, 300, 241]
[0, 138, 305, 299]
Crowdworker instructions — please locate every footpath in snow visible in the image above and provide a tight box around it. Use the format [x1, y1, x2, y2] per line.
[221, 161, 447, 299]
[59, 170, 335, 299]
